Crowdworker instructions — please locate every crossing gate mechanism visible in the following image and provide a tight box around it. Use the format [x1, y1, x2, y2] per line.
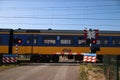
[2, 54, 18, 63]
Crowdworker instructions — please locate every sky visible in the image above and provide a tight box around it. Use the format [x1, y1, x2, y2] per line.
[0, 0, 120, 31]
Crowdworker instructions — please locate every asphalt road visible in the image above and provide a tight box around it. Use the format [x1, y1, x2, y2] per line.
[0, 63, 79, 80]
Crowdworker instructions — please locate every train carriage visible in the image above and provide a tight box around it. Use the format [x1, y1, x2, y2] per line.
[0, 29, 13, 54]
[0, 28, 120, 62]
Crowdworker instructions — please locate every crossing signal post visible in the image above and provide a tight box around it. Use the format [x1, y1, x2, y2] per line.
[17, 39, 22, 44]
[91, 45, 100, 53]
[92, 39, 97, 44]
[84, 29, 100, 53]
[86, 39, 97, 45]
[14, 39, 22, 44]
[14, 38, 22, 54]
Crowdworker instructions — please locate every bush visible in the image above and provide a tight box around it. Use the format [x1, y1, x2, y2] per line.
[79, 64, 106, 80]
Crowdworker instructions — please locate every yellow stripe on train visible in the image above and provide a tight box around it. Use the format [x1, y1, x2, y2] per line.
[12, 46, 120, 55]
[0, 46, 8, 54]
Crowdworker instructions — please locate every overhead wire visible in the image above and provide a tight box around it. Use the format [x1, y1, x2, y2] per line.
[0, 4, 119, 9]
[0, 4, 119, 11]
[0, 22, 120, 27]
[0, 0, 120, 28]
[0, 5, 119, 15]
[0, 16, 120, 20]
[1, 0, 120, 1]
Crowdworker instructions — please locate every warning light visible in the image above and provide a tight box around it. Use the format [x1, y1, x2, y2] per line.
[92, 39, 97, 44]
[14, 38, 22, 44]
[17, 39, 22, 44]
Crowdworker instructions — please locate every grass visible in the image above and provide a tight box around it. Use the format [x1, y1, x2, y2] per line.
[79, 64, 106, 80]
[0, 62, 30, 72]
[0, 64, 20, 72]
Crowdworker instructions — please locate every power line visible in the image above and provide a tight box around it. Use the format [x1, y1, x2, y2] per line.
[2, 0, 120, 1]
[20, 10, 120, 17]
[1, 4, 119, 9]
[0, 22, 120, 27]
[0, 16, 120, 20]
[1, 7, 119, 11]
[1, 10, 119, 16]
[0, 5, 119, 12]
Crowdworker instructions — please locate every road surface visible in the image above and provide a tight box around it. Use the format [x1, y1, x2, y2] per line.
[0, 63, 79, 80]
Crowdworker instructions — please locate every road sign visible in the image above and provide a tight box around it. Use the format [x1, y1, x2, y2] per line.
[87, 30, 95, 39]
[84, 29, 99, 40]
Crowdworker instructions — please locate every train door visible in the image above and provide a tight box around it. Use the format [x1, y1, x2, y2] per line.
[26, 35, 37, 54]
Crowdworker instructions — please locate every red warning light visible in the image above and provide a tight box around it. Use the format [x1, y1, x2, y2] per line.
[17, 39, 22, 44]
[92, 39, 97, 44]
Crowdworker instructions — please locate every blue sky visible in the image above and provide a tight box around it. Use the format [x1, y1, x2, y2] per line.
[0, 0, 120, 31]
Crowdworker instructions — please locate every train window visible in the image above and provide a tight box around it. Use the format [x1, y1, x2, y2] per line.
[60, 39, 71, 44]
[34, 39, 37, 44]
[78, 40, 85, 44]
[99, 37, 109, 46]
[26, 35, 31, 44]
[33, 35, 37, 44]
[112, 37, 120, 46]
[26, 35, 38, 44]
[44, 39, 56, 44]
[78, 37, 85, 45]
[104, 40, 108, 45]
[27, 40, 30, 44]
[43, 36, 56, 45]
[112, 40, 115, 45]
[60, 36, 73, 45]
[119, 41, 120, 45]
[96, 40, 101, 44]
[100, 40, 109, 46]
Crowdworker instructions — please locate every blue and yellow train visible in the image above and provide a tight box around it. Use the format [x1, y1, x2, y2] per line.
[0, 28, 120, 62]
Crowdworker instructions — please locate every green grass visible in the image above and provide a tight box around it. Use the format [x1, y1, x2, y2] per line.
[79, 64, 106, 80]
[0, 62, 29, 72]
[0, 64, 19, 71]
[79, 65, 88, 80]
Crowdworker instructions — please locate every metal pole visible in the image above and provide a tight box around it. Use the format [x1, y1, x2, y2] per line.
[89, 29, 92, 53]
[0, 54, 2, 65]
[90, 43, 92, 53]
[116, 56, 119, 80]
[15, 44, 18, 54]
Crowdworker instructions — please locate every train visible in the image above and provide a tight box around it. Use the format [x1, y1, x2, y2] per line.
[0, 28, 120, 63]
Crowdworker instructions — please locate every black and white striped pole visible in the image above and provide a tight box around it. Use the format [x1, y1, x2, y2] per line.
[15, 44, 18, 54]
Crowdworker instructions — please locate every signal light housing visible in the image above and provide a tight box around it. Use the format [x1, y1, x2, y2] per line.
[86, 39, 97, 45]
[91, 39, 97, 44]
[17, 39, 22, 44]
[91, 46, 100, 53]
[14, 39, 22, 44]
[86, 39, 91, 45]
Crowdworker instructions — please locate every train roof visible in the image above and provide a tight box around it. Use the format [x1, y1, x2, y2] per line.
[0, 28, 120, 34]
[14, 29, 120, 34]
[0, 29, 12, 32]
